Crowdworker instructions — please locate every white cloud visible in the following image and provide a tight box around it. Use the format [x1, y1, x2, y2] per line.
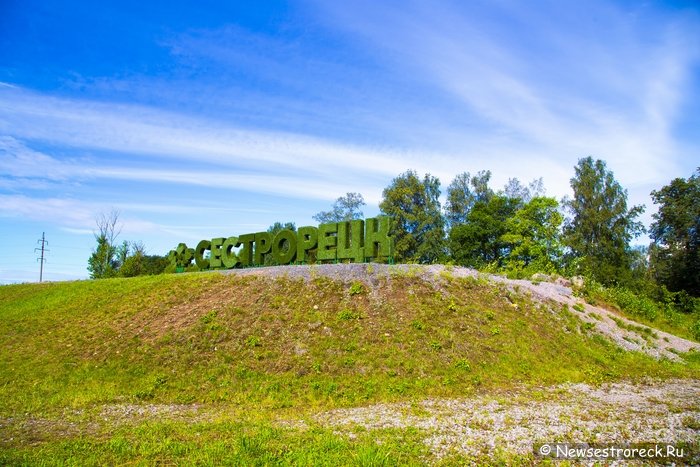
[0, 194, 160, 236]
[0, 194, 96, 227]
[0, 136, 78, 180]
[313, 0, 700, 194]
[1, 1, 698, 244]
[0, 87, 449, 182]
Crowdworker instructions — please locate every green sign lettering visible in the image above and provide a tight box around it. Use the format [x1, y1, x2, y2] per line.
[168, 217, 393, 271]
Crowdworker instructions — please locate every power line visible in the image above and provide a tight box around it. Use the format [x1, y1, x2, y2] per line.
[35, 232, 49, 283]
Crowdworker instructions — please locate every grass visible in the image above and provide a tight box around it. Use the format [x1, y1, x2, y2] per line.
[1, 270, 698, 464]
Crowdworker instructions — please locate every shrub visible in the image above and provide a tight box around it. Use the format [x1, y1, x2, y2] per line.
[582, 280, 659, 321]
[692, 320, 700, 342]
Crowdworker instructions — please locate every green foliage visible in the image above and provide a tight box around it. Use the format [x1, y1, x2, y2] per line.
[89, 211, 166, 278]
[582, 280, 660, 321]
[454, 358, 472, 371]
[563, 157, 645, 285]
[500, 196, 563, 277]
[649, 168, 700, 296]
[245, 335, 262, 348]
[119, 250, 145, 277]
[446, 173, 562, 278]
[271, 229, 297, 265]
[349, 281, 365, 295]
[380, 170, 446, 263]
[449, 194, 519, 268]
[692, 320, 700, 342]
[337, 309, 359, 320]
[445, 171, 494, 227]
[254, 232, 272, 265]
[313, 192, 366, 224]
[88, 235, 118, 279]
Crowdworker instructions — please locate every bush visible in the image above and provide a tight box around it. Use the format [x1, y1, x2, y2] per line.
[692, 320, 700, 342]
[582, 280, 660, 321]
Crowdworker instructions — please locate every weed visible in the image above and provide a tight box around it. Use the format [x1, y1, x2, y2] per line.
[429, 341, 443, 351]
[337, 309, 359, 321]
[349, 281, 365, 296]
[454, 359, 472, 371]
[200, 310, 217, 324]
[246, 336, 262, 348]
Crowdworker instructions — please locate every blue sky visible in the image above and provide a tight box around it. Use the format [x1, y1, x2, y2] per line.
[1, 0, 699, 283]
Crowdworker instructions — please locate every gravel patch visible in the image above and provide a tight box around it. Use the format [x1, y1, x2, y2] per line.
[304, 379, 700, 461]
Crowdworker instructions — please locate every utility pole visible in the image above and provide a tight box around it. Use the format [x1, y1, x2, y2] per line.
[35, 232, 49, 282]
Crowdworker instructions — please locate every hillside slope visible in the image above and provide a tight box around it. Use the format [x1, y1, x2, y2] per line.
[1, 264, 698, 464]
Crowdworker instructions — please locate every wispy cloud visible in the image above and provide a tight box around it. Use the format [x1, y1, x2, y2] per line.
[0, 193, 191, 238]
[313, 0, 700, 189]
[0, 86, 449, 181]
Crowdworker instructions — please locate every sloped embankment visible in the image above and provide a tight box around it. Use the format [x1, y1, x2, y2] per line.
[1, 263, 699, 464]
[221, 263, 699, 360]
[1, 263, 698, 416]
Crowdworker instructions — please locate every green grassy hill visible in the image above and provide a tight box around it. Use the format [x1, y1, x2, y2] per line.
[1, 266, 698, 465]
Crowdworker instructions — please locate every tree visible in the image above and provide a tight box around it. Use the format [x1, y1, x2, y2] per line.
[268, 221, 296, 235]
[119, 241, 146, 277]
[445, 171, 494, 227]
[449, 194, 519, 268]
[141, 254, 170, 275]
[501, 196, 563, 276]
[87, 235, 117, 279]
[87, 210, 122, 279]
[563, 157, 645, 284]
[503, 177, 545, 204]
[649, 168, 700, 295]
[313, 193, 366, 224]
[380, 170, 446, 263]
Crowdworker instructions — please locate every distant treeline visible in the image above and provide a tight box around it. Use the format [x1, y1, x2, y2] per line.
[88, 158, 699, 302]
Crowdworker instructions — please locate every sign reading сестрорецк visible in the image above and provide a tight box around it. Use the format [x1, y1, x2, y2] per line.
[168, 217, 393, 270]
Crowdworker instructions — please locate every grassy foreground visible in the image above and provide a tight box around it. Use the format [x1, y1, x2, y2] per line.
[1, 267, 698, 465]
